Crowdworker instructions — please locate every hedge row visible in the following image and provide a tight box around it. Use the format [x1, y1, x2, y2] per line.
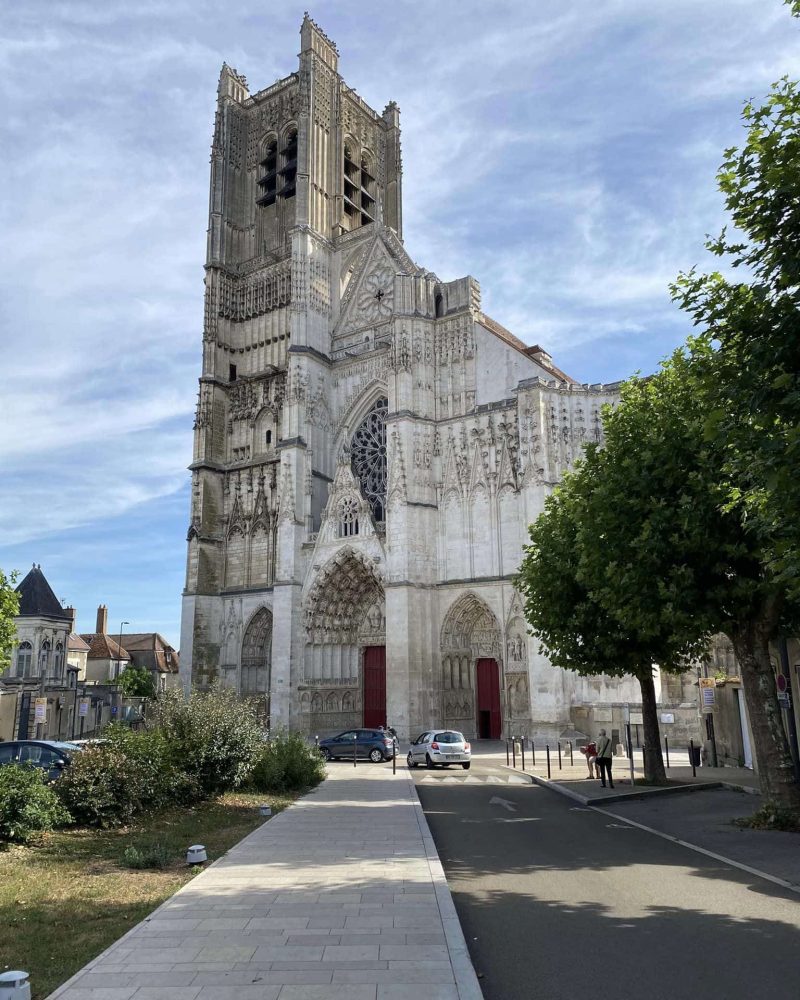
[0, 686, 326, 841]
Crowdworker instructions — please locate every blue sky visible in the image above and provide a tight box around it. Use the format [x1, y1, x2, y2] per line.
[1, 0, 798, 646]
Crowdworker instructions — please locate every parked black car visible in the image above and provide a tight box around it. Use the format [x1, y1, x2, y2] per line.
[318, 729, 396, 763]
[0, 740, 82, 781]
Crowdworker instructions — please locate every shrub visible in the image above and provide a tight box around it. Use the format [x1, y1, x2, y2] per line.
[56, 745, 150, 828]
[102, 724, 200, 808]
[150, 686, 264, 796]
[248, 731, 326, 794]
[0, 764, 70, 842]
[122, 841, 172, 869]
[734, 803, 800, 833]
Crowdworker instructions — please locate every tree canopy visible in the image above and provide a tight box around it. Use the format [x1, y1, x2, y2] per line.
[0, 570, 20, 673]
[118, 663, 157, 699]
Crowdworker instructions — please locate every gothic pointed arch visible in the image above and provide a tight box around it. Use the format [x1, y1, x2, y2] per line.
[441, 592, 502, 659]
[305, 546, 383, 644]
[240, 606, 272, 695]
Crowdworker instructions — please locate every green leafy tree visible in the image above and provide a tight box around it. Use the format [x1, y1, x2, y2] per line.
[118, 663, 157, 699]
[0, 569, 20, 672]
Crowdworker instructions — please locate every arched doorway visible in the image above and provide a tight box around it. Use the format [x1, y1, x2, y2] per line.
[303, 547, 385, 731]
[240, 608, 272, 698]
[441, 593, 503, 739]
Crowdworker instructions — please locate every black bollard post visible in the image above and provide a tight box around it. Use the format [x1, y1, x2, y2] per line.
[569, 741, 574, 766]
[393, 739, 396, 775]
[664, 736, 670, 769]
[506, 739, 510, 766]
[546, 744, 551, 779]
[354, 734, 358, 768]
[558, 741, 562, 770]
[512, 738, 517, 769]
[689, 739, 696, 778]
[531, 739, 536, 766]
[521, 738, 526, 771]
[315, 735, 319, 753]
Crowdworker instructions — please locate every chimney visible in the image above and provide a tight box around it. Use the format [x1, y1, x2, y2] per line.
[96, 604, 108, 634]
[65, 607, 77, 632]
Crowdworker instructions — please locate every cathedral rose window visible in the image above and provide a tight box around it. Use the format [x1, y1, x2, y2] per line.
[351, 397, 387, 522]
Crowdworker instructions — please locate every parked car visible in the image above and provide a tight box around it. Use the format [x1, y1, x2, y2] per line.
[318, 729, 396, 763]
[407, 730, 471, 770]
[0, 740, 83, 781]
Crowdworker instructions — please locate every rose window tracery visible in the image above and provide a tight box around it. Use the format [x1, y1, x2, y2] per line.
[357, 264, 394, 323]
[350, 397, 387, 522]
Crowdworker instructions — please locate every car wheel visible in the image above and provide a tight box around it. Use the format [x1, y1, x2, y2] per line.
[425, 753, 434, 769]
[319, 748, 331, 761]
[462, 762, 471, 770]
[407, 752, 417, 769]
[369, 748, 384, 763]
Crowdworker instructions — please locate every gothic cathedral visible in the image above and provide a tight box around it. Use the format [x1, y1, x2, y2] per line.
[180, 16, 638, 740]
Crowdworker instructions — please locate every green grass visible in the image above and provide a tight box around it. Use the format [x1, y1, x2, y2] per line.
[0, 790, 297, 1000]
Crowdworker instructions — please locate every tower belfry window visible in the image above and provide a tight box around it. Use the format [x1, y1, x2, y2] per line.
[343, 143, 375, 231]
[279, 128, 297, 200]
[256, 138, 278, 207]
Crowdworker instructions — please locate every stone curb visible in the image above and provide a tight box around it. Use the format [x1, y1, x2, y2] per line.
[405, 769, 485, 1000]
[520, 769, 733, 807]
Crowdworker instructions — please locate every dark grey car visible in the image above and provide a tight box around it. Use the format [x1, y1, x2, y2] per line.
[0, 739, 82, 781]
[318, 729, 396, 763]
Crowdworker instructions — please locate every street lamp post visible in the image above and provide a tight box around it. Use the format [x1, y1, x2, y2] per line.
[116, 621, 129, 682]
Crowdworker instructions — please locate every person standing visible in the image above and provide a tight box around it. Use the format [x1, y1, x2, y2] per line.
[580, 739, 598, 778]
[596, 729, 614, 788]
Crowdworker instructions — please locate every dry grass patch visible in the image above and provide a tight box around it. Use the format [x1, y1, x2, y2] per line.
[0, 790, 296, 1000]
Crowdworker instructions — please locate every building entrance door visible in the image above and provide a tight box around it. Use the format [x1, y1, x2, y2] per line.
[476, 658, 501, 739]
[363, 646, 386, 728]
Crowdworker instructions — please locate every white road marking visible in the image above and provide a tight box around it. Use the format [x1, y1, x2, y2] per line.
[489, 796, 517, 813]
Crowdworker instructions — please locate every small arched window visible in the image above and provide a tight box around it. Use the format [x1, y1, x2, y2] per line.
[16, 641, 32, 678]
[265, 429, 272, 445]
[39, 640, 51, 676]
[54, 642, 64, 678]
[338, 496, 360, 538]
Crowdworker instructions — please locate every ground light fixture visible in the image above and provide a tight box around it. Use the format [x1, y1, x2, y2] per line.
[186, 844, 207, 865]
[259, 804, 272, 817]
[0, 970, 31, 1000]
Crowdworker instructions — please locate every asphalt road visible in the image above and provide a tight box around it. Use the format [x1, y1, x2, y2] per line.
[415, 769, 800, 1000]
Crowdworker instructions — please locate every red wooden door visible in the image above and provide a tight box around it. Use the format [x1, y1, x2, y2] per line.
[476, 658, 501, 739]
[363, 646, 386, 728]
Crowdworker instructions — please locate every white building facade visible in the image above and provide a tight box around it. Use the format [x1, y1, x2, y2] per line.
[179, 16, 639, 740]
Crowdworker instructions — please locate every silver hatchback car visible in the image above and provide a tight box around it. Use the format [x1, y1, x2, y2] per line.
[407, 730, 471, 770]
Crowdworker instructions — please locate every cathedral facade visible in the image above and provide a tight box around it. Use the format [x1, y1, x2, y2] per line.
[180, 16, 639, 740]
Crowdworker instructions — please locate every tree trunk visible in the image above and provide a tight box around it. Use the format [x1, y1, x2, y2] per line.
[730, 613, 800, 812]
[639, 670, 668, 785]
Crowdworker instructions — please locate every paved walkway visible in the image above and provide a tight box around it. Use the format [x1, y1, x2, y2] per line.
[47, 764, 481, 1000]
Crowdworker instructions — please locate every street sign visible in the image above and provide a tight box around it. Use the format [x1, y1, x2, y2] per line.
[660, 713, 675, 724]
[699, 677, 715, 708]
[78, 697, 90, 718]
[34, 698, 47, 724]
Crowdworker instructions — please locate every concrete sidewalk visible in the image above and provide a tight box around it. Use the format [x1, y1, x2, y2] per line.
[47, 765, 482, 1000]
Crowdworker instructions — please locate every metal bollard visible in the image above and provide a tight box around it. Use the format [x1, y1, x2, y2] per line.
[546, 744, 551, 779]
[512, 738, 517, 768]
[393, 740, 396, 775]
[506, 739, 510, 766]
[531, 739, 536, 766]
[353, 735, 358, 768]
[689, 739, 696, 778]
[557, 741, 562, 770]
[569, 741, 574, 766]
[521, 739, 526, 771]
[664, 736, 670, 769]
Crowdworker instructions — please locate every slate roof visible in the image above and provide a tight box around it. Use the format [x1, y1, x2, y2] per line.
[15, 565, 72, 621]
[478, 313, 577, 385]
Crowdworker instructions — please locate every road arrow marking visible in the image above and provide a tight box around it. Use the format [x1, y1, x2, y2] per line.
[489, 796, 517, 812]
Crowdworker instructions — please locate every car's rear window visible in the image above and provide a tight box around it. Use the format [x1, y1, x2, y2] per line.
[434, 732, 463, 743]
